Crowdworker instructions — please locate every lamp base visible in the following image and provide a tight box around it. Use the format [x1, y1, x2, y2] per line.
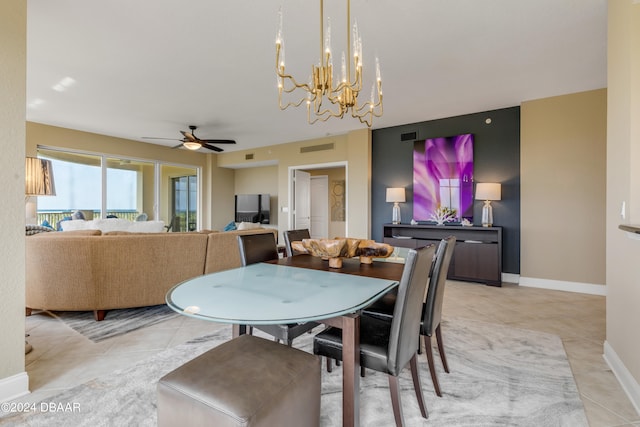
[392, 203, 401, 224]
[481, 200, 493, 227]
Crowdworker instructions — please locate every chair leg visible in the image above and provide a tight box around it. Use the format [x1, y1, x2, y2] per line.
[424, 334, 442, 397]
[409, 353, 429, 419]
[435, 324, 450, 373]
[361, 366, 366, 377]
[326, 357, 333, 373]
[388, 375, 405, 427]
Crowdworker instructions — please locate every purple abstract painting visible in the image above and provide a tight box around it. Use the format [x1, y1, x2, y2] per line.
[413, 134, 474, 222]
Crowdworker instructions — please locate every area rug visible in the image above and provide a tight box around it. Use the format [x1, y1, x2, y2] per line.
[53, 305, 179, 342]
[1, 318, 588, 426]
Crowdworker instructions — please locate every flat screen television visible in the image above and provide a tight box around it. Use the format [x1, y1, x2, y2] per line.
[235, 194, 270, 224]
[413, 133, 474, 223]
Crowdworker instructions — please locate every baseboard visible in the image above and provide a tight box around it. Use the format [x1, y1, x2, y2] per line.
[502, 273, 520, 284]
[0, 372, 30, 403]
[519, 276, 607, 296]
[603, 341, 640, 416]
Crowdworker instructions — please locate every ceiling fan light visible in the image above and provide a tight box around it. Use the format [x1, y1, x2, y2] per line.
[183, 142, 201, 150]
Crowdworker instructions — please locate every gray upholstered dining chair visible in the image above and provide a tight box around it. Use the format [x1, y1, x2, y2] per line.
[363, 236, 456, 397]
[313, 244, 437, 426]
[420, 236, 455, 396]
[282, 228, 311, 257]
[237, 232, 318, 346]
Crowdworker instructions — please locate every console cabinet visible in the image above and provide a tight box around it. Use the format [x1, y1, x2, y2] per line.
[383, 224, 502, 286]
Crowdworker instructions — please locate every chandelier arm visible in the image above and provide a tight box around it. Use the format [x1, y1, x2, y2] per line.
[354, 98, 383, 114]
[354, 114, 372, 127]
[307, 107, 347, 125]
[281, 80, 311, 94]
[279, 98, 308, 110]
[277, 66, 314, 93]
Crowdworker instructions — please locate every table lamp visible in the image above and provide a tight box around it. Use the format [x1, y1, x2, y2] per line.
[475, 183, 501, 227]
[386, 187, 405, 224]
[25, 157, 56, 223]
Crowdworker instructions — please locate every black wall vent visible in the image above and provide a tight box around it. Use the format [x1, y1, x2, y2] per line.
[245, 153, 254, 160]
[400, 131, 418, 141]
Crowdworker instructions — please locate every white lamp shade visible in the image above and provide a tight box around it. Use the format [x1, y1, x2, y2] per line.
[25, 157, 56, 196]
[475, 183, 501, 201]
[386, 187, 406, 203]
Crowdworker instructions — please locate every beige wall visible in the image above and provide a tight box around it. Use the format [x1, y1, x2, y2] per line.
[217, 129, 371, 240]
[606, 0, 640, 403]
[0, 0, 28, 400]
[520, 89, 607, 287]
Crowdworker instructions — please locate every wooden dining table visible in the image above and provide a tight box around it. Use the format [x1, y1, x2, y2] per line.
[167, 254, 405, 427]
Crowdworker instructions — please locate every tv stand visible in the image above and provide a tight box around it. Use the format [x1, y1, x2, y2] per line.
[383, 223, 502, 286]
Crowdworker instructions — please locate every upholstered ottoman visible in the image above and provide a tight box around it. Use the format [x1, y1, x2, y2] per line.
[157, 334, 321, 427]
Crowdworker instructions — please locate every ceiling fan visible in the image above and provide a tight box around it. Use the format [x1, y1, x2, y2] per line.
[142, 125, 236, 152]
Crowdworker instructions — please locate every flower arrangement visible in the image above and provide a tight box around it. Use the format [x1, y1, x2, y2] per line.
[430, 206, 457, 225]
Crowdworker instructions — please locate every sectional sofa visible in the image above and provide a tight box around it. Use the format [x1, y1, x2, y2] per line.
[25, 228, 277, 321]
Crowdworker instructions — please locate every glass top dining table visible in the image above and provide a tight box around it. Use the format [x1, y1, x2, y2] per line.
[166, 262, 399, 325]
[166, 255, 404, 427]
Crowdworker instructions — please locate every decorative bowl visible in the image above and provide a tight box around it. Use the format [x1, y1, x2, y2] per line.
[291, 237, 393, 267]
[297, 238, 360, 268]
[356, 240, 395, 264]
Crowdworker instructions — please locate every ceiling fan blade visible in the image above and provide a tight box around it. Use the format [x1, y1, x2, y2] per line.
[171, 143, 184, 149]
[201, 143, 224, 152]
[180, 130, 197, 142]
[199, 139, 236, 144]
[142, 136, 181, 141]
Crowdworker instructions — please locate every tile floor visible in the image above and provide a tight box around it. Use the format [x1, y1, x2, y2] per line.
[15, 281, 640, 427]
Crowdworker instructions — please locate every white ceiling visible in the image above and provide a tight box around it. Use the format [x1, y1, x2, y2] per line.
[26, 0, 607, 153]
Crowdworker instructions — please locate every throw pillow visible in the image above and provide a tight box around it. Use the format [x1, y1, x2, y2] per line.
[128, 220, 165, 233]
[71, 210, 86, 220]
[223, 221, 237, 231]
[25, 225, 54, 236]
[237, 222, 261, 231]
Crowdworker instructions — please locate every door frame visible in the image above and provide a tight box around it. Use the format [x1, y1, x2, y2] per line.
[288, 161, 348, 234]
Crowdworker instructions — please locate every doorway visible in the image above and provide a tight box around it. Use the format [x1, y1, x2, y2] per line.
[289, 162, 347, 238]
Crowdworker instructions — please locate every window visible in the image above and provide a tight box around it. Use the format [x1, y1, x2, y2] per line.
[36, 148, 199, 231]
[161, 164, 199, 232]
[171, 175, 198, 232]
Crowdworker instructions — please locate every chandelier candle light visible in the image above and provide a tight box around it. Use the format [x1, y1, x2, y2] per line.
[276, 0, 383, 126]
[475, 183, 501, 227]
[386, 187, 405, 224]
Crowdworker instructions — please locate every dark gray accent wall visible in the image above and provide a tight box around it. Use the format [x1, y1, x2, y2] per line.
[371, 106, 521, 274]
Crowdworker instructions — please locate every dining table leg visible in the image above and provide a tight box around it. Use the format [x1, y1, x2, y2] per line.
[340, 314, 360, 427]
[320, 313, 361, 426]
[232, 324, 247, 338]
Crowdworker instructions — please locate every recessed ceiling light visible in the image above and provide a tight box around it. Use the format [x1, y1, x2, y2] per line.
[52, 76, 76, 92]
[27, 98, 45, 108]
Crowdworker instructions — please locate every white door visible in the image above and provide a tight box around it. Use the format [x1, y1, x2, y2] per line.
[293, 170, 311, 231]
[310, 176, 328, 239]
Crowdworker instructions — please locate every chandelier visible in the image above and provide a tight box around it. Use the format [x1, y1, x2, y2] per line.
[275, 0, 383, 127]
